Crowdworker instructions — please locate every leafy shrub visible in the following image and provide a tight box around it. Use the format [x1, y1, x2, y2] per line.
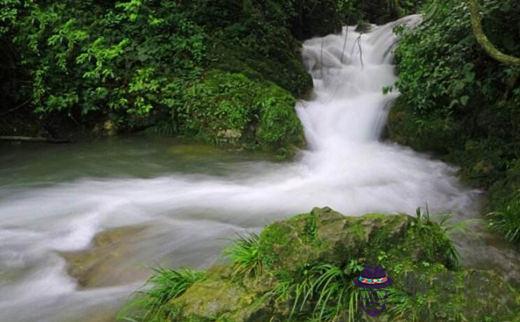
[10, 1, 205, 128]
[2, 0, 316, 152]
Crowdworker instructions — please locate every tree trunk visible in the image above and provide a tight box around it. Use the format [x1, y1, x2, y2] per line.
[467, 0, 520, 66]
[0, 136, 70, 143]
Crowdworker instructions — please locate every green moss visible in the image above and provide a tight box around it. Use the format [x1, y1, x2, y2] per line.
[258, 213, 320, 272]
[254, 85, 305, 154]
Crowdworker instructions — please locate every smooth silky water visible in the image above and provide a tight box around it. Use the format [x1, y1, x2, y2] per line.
[1, 16, 518, 321]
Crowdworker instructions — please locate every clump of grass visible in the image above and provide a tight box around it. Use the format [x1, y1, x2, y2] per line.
[386, 287, 422, 322]
[224, 233, 263, 277]
[488, 189, 520, 244]
[303, 214, 318, 241]
[272, 263, 362, 322]
[118, 268, 205, 322]
[414, 207, 461, 269]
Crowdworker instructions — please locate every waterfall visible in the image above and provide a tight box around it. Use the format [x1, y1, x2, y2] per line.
[0, 16, 481, 321]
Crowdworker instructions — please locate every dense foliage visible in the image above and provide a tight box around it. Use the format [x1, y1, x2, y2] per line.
[0, 0, 339, 154]
[388, 0, 520, 243]
[1, 0, 209, 136]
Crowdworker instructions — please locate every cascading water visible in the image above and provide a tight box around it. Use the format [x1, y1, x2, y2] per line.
[1, 15, 511, 322]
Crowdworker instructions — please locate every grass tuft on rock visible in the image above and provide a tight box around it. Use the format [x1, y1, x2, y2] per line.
[224, 233, 263, 277]
[118, 268, 205, 322]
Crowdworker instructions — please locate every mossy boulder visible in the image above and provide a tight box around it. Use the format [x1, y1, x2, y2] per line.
[257, 208, 413, 273]
[126, 208, 520, 321]
[177, 70, 305, 157]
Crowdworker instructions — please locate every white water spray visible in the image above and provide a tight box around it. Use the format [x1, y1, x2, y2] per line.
[0, 16, 482, 321]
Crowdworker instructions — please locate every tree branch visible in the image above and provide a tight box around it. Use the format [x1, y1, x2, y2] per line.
[467, 0, 520, 66]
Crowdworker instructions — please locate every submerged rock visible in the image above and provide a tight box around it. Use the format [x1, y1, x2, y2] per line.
[127, 208, 520, 321]
[61, 225, 148, 288]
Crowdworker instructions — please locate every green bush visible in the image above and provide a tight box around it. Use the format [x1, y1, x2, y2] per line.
[2, 0, 320, 152]
[11, 1, 205, 125]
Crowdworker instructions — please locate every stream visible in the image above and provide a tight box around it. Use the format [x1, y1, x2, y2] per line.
[0, 15, 518, 322]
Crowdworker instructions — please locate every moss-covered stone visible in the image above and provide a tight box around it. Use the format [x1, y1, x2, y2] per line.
[258, 207, 414, 273]
[141, 207, 519, 321]
[168, 266, 272, 322]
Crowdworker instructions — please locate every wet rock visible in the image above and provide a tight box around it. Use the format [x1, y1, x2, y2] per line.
[217, 129, 242, 144]
[92, 120, 118, 137]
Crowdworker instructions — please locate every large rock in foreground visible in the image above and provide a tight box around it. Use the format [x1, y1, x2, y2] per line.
[124, 207, 520, 321]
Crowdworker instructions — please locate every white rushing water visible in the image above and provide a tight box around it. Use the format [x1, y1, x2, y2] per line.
[0, 16, 483, 321]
